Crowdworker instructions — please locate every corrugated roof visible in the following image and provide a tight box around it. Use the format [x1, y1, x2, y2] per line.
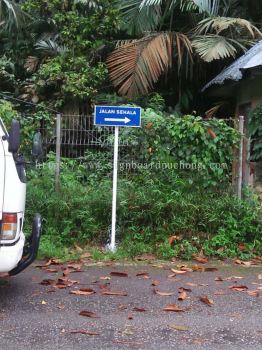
[202, 40, 262, 91]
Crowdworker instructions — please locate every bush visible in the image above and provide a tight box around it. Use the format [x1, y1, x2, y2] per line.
[26, 156, 262, 259]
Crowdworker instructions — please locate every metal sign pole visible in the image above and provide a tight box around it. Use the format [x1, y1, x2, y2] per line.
[110, 126, 119, 252]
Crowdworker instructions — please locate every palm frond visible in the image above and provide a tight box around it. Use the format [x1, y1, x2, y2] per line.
[0, 0, 28, 32]
[74, 0, 103, 11]
[181, 0, 220, 16]
[120, 0, 162, 35]
[195, 17, 262, 37]
[35, 36, 67, 56]
[192, 34, 247, 62]
[24, 56, 40, 73]
[107, 33, 173, 98]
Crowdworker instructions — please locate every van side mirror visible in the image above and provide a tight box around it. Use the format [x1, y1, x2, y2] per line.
[32, 132, 43, 160]
[8, 120, 21, 154]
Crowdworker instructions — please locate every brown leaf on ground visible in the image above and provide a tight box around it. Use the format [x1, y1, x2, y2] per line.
[127, 315, 134, 320]
[57, 303, 65, 309]
[178, 287, 192, 293]
[163, 304, 189, 312]
[178, 291, 187, 301]
[118, 304, 128, 311]
[204, 267, 218, 272]
[229, 285, 248, 292]
[191, 265, 205, 272]
[257, 329, 262, 333]
[62, 268, 71, 277]
[79, 310, 98, 318]
[171, 269, 187, 274]
[214, 290, 226, 295]
[180, 266, 193, 272]
[110, 272, 128, 277]
[70, 288, 95, 296]
[70, 330, 99, 336]
[40, 279, 56, 286]
[246, 290, 259, 297]
[136, 272, 149, 277]
[199, 296, 214, 306]
[100, 276, 111, 280]
[169, 324, 189, 331]
[154, 288, 174, 296]
[194, 256, 208, 264]
[152, 280, 160, 286]
[215, 276, 225, 282]
[67, 263, 82, 270]
[101, 290, 128, 296]
[43, 268, 59, 273]
[132, 307, 146, 312]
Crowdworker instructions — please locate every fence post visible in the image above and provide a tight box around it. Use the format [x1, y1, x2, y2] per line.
[55, 113, 61, 192]
[237, 115, 244, 199]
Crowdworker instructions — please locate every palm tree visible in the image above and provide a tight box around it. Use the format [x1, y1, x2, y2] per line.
[107, 0, 262, 99]
[0, 0, 27, 32]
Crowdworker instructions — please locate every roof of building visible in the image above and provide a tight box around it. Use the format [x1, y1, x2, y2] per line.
[202, 40, 262, 91]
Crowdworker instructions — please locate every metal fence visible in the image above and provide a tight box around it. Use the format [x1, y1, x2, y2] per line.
[36, 113, 249, 197]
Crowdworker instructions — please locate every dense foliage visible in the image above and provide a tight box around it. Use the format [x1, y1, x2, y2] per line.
[249, 104, 262, 162]
[26, 156, 262, 260]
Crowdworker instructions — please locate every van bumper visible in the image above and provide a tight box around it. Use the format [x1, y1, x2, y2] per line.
[8, 214, 42, 276]
[0, 234, 25, 273]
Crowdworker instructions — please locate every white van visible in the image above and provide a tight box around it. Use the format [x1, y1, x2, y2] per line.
[0, 118, 42, 276]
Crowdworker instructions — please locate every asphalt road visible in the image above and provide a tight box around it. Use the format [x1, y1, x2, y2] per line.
[0, 260, 262, 350]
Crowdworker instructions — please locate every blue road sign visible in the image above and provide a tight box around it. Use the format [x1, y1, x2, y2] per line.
[94, 105, 141, 127]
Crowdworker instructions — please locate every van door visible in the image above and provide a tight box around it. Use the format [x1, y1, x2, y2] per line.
[0, 123, 6, 219]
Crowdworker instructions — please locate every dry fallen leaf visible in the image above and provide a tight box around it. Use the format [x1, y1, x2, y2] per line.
[204, 267, 218, 272]
[79, 310, 98, 318]
[136, 272, 149, 277]
[110, 272, 128, 277]
[246, 290, 259, 297]
[169, 324, 189, 331]
[70, 330, 99, 335]
[101, 290, 128, 296]
[163, 304, 189, 312]
[154, 288, 174, 296]
[178, 287, 192, 293]
[178, 291, 187, 301]
[67, 263, 82, 270]
[229, 285, 248, 292]
[70, 288, 96, 296]
[132, 307, 146, 312]
[199, 296, 214, 306]
[57, 303, 65, 310]
[152, 280, 160, 286]
[40, 279, 56, 286]
[100, 276, 111, 280]
[127, 315, 134, 320]
[44, 268, 59, 273]
[214, 290, 226, 296]
[118, 304, 128, 311]
[171, 269, 187, 275]
[194, 256, 208, 264]
[257, 329, 262, 333]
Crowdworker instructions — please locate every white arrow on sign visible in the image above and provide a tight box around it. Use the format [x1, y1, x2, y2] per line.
[104, 117, 131, 124]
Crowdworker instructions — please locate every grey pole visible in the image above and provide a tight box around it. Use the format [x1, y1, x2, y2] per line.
[55, 113, 61, 192]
